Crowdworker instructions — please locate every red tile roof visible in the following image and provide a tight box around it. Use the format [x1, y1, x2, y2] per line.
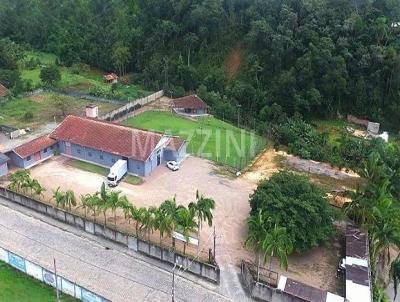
[104, 73, 118, 81]
[14, 136, 57, 158]
[173, 95, 209, 109]
[166, 137, 185, 151]
[50, 116, 162, 161]
[0, 83, 9, 97]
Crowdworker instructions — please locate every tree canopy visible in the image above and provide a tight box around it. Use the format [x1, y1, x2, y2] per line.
[249, 171, 335, 252]
[1, 0, 399, 129]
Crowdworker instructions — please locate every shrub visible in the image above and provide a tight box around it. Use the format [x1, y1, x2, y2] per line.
[40, 65, 61, 87]
[23, 111, 34, 121]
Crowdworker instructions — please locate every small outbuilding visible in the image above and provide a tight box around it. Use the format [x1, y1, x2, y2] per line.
[0, 83, 9, 98]
[7, 135, 57, 169]
[103, 73, 118, 84]
[173, 95, 210, 116]
[0, 153, 9, 176]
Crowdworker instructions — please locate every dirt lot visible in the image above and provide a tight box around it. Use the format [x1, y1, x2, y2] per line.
[21, 154, 342, 293]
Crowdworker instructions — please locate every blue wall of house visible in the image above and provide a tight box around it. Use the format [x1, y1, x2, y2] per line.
[7, 145, 56, 168]
[58, 140, 149, 176]
[163, 143, 187, 163]
[143, 147, 164, 176]
[0, 162, 8, 176]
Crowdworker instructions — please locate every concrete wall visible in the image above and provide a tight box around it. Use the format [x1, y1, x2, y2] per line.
[0, 162, 8, 176]
[7, 145, 56, 168]
[0, 246, 110, 302]
[0, 187, 220, 284]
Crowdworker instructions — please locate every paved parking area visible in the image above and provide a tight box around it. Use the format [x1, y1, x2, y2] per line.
[27, 154, 341, 293]
[29, 156, 256, 265]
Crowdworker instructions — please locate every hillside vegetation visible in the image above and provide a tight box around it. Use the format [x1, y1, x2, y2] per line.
[0, 0, 399, 130]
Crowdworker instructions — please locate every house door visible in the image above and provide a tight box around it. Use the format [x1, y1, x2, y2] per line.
[157, 154, 161, 166]
[34, 152, 41, 161]
[65, 142, 71, 155]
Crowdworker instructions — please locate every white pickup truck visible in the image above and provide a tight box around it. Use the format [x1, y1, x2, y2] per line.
[107, 160, 127, 187]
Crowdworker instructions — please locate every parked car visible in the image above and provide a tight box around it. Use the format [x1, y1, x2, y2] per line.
[167, 161, 179, 171]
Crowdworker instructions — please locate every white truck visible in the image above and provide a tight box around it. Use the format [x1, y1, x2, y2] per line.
[107, 160, 127, 187]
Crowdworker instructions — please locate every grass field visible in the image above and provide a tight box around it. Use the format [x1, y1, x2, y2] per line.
[0, 93, 119, 128]
[21, 51, 150, 101]
[68, 159, 143, 185]
[123, 111, 266, 168]
[0, 262, 76, 302]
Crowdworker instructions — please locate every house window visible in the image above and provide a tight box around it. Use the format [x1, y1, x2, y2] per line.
[77, 149, 81, 154]
[44, 148, 47, 152]
[88, 152, 92, 157]
[26, 156, 31, 161]
[111, 158, 116, 163]
[50, 146, 54, 150]
[100, 154, 103, 160]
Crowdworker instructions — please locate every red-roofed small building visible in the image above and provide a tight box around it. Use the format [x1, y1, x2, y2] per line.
[103, 73, 118, 84]
[0, 83, 9, 98]
[7, 116, 187, 176]
[7, 136, 57, 169]
[173, 95, 210, 116]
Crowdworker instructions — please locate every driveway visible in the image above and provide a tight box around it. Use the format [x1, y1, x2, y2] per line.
[27, 155, 341, 294]
[29, 156, 256, 266]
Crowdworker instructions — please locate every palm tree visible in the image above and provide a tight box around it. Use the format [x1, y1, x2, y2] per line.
[188, 191, 215, 254]
[118, 196, 133, 221]
[175, 207, 197, 254]
[368, 198, 400, 276]
[96, 183, 110, 225]
[262, 224, 293, 272]
[87, 194, 101, 224]
[140, 207, 157, 245]
[343, 189, 372, 226]
[160, 197, 182, 249]
[7, 170, 30, 193]
[80, 194, 91, 219]
[64, 190, 77, 211]
[155, 208, 174, 245]
[189, 190, 215, 229]
[31, 179, 46, 198]
[245, 209, 268, 281]
[131, 206, 147, 236]
[107, 190, 123, 227]
[53, 187, 65, 208]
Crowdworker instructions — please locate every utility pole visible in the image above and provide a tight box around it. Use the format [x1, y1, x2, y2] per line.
[213, 226, 216, 260]
[54, 258, 60, 302]
[237, 104, 241, 128]
[172, 263, 182, 302]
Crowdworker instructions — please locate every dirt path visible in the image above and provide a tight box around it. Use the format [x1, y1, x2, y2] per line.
[243, 147, 359, 184]
[242, 148, 283, 183]
[224, 45, 243, 79]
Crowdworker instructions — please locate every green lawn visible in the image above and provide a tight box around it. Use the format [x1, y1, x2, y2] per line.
[68, 159, 109, 175]
[0, 93, 119, 128]
[20, 51, 150, 101]
[68, 159, 143, 185]
[123, 111, 266, 168]
[0, 262, 76, 302]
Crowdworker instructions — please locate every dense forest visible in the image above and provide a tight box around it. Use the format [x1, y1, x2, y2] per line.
[1, 0, 400, 129]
